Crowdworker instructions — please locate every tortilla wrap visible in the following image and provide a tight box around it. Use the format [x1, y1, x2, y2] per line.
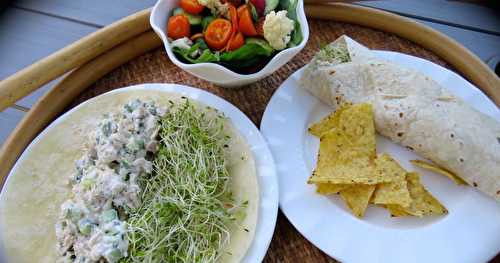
[0, 89, 259, 262]
[300, 35, 500, 201]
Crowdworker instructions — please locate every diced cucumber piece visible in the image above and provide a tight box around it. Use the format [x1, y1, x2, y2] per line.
[264, 0, 279, 14]
[105, 248, 123, 262]
[64, 204, 83, 222]
[172, 7, 202, 25]
[78, 219, 93, 235]
[172, 7, 184, 16]
[81, 177, 95, 190]
[101, 209, 118, 223]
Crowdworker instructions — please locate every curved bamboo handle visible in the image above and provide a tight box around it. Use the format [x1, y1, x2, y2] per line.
[0, 31, 161, 188]
[0, 8, 153, 112]
[304, 3, 500, 106]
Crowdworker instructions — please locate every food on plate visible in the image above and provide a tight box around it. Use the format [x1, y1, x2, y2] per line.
[166, 0, 302, 73]
[307, 103, 447, 218]
[385, 172, 448, 217]
[0, 91, 258, 263]
[339, 184, 376, 218]
[300, 35, 500, 201]
[410, 159, 468, 185]
[307, 103, 389, 186]
[371, 153, 412, 208]
[316, 183, 346, 195]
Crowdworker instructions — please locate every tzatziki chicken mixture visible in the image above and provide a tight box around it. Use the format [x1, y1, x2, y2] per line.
[55, 99, 166, 262]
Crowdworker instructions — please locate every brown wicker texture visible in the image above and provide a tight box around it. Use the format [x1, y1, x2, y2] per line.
[65, 20, 491, 263]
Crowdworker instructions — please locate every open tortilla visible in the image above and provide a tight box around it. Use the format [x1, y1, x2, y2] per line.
[300, 35, 500, 201]
[0, 89, 259, 262]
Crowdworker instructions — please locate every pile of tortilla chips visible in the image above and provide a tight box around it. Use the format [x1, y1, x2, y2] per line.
[307, 103, 447, 218]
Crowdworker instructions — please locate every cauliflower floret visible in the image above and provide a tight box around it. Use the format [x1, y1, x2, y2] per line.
[170, 37, 192, 50]
[263, 10, 294, 50]
[197, 0, 229, 18]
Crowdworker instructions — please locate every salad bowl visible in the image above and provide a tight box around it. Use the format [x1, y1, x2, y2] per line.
[150, 0, 309, 88]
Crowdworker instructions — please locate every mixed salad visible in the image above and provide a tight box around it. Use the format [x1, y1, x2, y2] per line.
[166, 0, 302, 73]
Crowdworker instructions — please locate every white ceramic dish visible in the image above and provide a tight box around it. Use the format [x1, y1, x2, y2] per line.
[0, 84, 279, 263]
[261, 52, 500, 263]
[150, 0, 309, 88]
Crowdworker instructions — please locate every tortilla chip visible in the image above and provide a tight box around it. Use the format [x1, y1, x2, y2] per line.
[385, 172, 448, 217]
[336, 103, 376, 151]
[316, 183, 347, 194]
[308, 130, 388, 185]
[385, 204, 411, 217]
[308, 103, 351, 137]
[410, 159, 467, 185]
[371, 153, 412, 208]
[340, 184, 375, 218]
[308, 104, 389, 185]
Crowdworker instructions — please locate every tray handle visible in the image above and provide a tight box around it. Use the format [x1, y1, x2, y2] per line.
[0, 9, 152, 112]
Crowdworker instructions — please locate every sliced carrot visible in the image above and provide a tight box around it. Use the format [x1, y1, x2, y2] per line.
[179, 0, 205, 14]
[205, 18, 232, 50]
[167, 15, 191, 40]
[190, 33, 204, 41]
[227, 31, 245, 51]
[238, 6, 257, 36]
[224, 4, 239, 51]
[237, 4, 247, 18]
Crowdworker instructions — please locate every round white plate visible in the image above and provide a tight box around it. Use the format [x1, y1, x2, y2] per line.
[260, 51, 500, 263]
[0, 84, 278, 263]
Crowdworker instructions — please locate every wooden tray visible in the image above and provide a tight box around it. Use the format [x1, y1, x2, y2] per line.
[0, 3, 498, 262]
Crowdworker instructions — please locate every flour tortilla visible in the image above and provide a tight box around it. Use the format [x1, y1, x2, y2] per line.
[0, 89, 259, 263]
[300, 35, 500, 201]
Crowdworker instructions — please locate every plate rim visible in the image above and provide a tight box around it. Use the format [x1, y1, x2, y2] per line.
[260, 51, 500, 262]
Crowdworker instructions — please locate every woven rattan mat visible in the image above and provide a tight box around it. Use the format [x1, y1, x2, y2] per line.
[69, 19, 463, 262]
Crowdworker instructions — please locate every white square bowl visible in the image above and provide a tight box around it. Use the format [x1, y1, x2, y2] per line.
[150, 0, 309, 88]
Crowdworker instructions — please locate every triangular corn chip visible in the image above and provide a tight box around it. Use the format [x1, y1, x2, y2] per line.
[386, 172, 448, 217]
[316, 183, 347, 194]
[371, 153, 412, 208]
[308, 104, 389, 185]
[410, 159, 467, 185]
[308, 130, 388, 185]
[308, 103, 351, 137]
[340, 184, 376, 218]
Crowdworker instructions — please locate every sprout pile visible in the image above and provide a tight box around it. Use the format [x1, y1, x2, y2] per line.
[123, 100, 242, 262]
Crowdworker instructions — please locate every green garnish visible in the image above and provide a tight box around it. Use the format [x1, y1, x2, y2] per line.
[315, 42, 350, 65]
[123, 100, 241, 262]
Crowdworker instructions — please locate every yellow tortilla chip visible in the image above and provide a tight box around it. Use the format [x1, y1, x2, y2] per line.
[340, 184, 375, 218]
[308, 104, 389, 185]
[308, 130, 388, 185]
[371, 153, 412, 208]
[308, 103, 351, 137]
[316, 183, 346, 194]
[385, 204, 411, 217]
[336, 103, 376, 151]
[385, 172, 448, 217]
[410, 159, 467, 185]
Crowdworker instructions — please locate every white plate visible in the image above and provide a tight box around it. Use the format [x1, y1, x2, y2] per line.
[260, 51, 500, 263]
[0, 84, 278, 263]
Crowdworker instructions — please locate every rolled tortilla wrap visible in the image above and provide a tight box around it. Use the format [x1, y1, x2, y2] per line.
[300, 35, 500, 201]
